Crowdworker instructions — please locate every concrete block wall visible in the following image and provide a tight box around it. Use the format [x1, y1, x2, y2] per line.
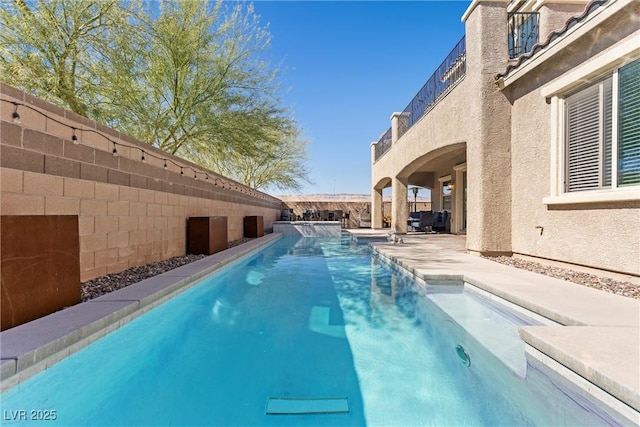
[0, 84, 281, 281]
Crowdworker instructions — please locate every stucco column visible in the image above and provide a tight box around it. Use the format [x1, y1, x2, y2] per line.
[390, 112, 409, 143]
[370, 141, 384, 229]
[371, 187, 383, 229]
[463, 0, 513, 255]
[391, 177, 408, 233]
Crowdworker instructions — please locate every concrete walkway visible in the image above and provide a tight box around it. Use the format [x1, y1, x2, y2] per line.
[347, 229, 639, 421]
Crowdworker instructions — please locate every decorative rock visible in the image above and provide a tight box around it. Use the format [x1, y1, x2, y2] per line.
[81, 238, 254, 302]
[486, 256, 639, 300]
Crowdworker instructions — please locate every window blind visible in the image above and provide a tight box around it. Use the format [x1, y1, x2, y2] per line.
[618, 59, 640, 186]
[566, 83, 602, 192]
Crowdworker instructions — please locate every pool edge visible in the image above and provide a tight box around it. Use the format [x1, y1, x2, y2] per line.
[0, 233, 283, 392]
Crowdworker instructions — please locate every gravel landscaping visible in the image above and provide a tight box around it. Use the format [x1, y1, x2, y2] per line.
[486, 256, 640, 300]
[82, 239, 639, 302]
[81, 238, 253, 301]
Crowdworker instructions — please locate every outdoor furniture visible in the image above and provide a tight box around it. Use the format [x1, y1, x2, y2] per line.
[432, 211, 449, 232]
[280, 209, 294, 221]
[409, 211, 433, 232]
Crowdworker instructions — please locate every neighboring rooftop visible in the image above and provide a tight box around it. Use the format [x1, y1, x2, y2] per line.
[276, 194, 431, 203]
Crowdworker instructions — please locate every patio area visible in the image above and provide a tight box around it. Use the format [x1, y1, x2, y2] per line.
[346, 229, 639, 421]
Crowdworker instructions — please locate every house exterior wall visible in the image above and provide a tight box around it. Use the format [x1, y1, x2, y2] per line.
[371, 0, 639, 276]
[506, 2, 640, 276]
[0, 84, 281, 282]
[372, 1, 513, 254]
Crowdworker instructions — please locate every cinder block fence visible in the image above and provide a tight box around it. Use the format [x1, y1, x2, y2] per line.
[0, 83, 282, 283]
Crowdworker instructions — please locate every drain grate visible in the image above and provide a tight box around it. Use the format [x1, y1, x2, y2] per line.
[266, 397, 349, 415]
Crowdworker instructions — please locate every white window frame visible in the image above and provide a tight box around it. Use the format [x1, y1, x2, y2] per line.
[453, 163, 467, 233]
[438, 174, 452, 212]
[542, 36, 640, 205]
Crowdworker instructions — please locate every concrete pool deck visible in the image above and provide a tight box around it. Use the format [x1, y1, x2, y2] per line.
[347, 229, 639, 420]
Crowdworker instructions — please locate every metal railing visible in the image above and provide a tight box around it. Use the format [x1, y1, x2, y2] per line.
[374, 35, 467, 160]
[375, 127, 392, 160]
[508, 12, 539, 58]
[399, 35, 466, 140]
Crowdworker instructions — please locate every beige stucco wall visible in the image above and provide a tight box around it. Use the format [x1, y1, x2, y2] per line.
[0, 84, 281, 281]
[506, 3, 640, 275]
[372, 1, 513, 254]
[372, 0, 639, 275]
[464, 1, 513, 254]
[372, 79, 471, 186]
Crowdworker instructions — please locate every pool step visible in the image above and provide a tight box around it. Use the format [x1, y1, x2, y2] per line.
[426, 291, 531, 377]
[265, 397, 349, 415]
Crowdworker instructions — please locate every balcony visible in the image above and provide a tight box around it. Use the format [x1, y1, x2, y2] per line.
[374, 36, 466, 161]
[508, 12, 539, 59]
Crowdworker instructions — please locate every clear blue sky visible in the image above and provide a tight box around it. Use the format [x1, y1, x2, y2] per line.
[251, 1, 471, 195]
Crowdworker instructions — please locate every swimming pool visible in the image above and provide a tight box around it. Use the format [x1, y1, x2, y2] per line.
[0, 236, 630, 425]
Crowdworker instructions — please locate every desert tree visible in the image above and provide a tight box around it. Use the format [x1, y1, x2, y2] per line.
[183, 121, 313, 191]
[0, 0, 311, 191]
[0, 0, 125, 116]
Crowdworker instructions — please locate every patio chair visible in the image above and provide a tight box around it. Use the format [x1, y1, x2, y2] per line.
[432, 211, 449, 232]
[410, 211, 433, 232]
[408, 212, 420, 231]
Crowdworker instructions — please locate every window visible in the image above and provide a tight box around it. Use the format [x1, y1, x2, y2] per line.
[564, 58, 640, 193]
[438, 175, 452, 211]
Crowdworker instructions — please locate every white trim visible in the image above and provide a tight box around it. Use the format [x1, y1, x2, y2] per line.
[454, 166, 467, 233]
[541, 35, 640, 97]
[549, 96, 562, 197]
[543, 187, 640, 205]
[501, 0, 631, 88]
[547, 56, 640, 202]
[438, 174, 453, 214]
[611, 71, 619, 188]
[437, 174, 452, 184]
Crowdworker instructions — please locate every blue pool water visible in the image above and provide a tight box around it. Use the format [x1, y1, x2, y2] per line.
[0, 236, 628, 426]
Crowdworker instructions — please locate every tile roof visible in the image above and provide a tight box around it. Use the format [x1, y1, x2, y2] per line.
[495, 0, 610, 80]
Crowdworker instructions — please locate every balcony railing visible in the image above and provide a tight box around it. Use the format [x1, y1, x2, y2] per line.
[508, 12, 539, 58]
[374, 35, 467, 161]
[375, 127, 392, 160]
[399, 36, 466, 140]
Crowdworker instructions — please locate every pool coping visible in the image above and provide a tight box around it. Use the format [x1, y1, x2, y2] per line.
[0, 233, 282, 392]
[366, 237, 640, 420]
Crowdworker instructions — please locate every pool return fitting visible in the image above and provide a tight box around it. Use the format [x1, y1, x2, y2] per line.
[455, 345, 471, 367]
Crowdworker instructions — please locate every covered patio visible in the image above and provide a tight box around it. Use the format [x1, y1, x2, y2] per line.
[372, 143, 466, 235]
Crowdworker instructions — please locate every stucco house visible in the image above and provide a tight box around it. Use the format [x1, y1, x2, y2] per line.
[370, 0, 639, 277]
